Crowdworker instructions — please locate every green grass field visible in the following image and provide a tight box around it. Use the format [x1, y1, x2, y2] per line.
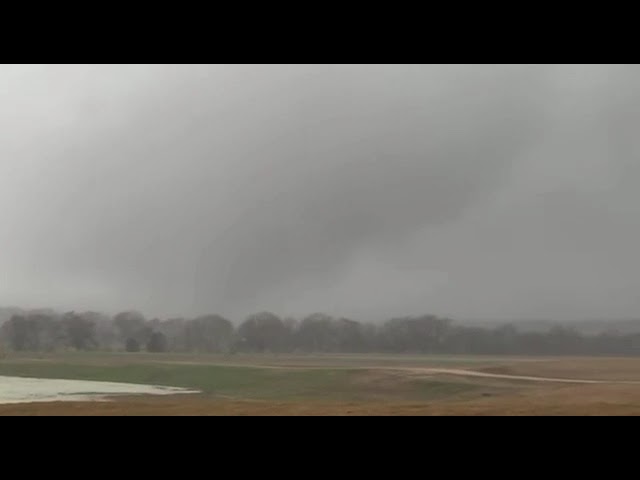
[0, 352, 509, 402]
[1, 352, 639, 415]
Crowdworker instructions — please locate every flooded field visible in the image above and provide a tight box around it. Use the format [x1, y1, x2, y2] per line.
[0, 375, 198, 404]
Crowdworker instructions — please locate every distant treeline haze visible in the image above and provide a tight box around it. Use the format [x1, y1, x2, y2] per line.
[1, 310, 640, 355]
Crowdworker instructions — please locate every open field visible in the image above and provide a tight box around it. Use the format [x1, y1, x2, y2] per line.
[1, 352, 639, 415]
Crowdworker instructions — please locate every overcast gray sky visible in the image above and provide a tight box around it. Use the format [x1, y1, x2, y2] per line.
[1, 64, 639, 321]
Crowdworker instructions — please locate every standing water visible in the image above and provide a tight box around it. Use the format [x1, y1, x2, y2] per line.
[0, 376, 198, 404]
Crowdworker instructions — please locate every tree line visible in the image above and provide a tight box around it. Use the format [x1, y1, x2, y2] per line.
[1, 310, 640, 355]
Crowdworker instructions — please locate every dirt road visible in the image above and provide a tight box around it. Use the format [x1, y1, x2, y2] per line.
[157, 359, 640, 384]
[404, 367, 640, 384]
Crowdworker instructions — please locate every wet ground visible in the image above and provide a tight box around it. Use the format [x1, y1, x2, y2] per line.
[0, 375, 198, 404]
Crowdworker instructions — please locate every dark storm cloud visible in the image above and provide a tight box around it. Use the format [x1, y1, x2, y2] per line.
[196, 66, 549, 313]
[1, 64, 639, 321]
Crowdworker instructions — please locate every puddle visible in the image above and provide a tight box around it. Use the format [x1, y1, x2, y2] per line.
[0, 375, 199, 404]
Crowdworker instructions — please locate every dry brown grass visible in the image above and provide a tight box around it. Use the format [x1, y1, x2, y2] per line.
[2, 382, 640, 416]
